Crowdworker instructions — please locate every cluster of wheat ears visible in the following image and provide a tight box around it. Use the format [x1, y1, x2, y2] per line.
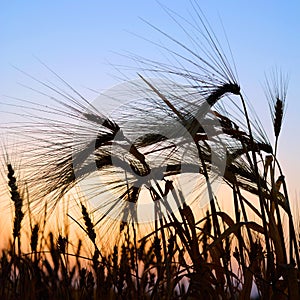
[0, 4, 299, 300]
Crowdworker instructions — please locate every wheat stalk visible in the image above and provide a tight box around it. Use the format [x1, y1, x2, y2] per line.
[7, 163, 24, 255]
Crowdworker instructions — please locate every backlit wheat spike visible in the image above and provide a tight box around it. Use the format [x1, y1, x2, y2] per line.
[7, 163, 24, 252]
[30, 224, 39, 253]
[274, 97, 284, 138]
[265, 69, 288, 139]
[81, 203, 97, 243]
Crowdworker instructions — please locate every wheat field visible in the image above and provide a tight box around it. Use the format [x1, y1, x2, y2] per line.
[1, 2, 300, 300]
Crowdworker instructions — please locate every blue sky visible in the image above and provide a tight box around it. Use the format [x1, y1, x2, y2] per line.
[1, 1, 300, 194]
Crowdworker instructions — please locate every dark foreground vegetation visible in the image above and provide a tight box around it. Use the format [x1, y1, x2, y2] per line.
[2, 148, 300, 300]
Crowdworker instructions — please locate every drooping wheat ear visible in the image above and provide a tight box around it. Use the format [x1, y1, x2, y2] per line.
[81, 204, 96, 243]
[7, 164, 24, 244]
[206, 82, 240, 107]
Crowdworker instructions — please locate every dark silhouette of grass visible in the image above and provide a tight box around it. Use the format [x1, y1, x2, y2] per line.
[1, 3, 300, 300]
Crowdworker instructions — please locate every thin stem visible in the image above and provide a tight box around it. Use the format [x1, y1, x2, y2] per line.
[238, 92, 273, 282]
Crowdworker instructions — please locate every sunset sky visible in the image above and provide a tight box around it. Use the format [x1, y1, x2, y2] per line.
[1, 0, 300, 205]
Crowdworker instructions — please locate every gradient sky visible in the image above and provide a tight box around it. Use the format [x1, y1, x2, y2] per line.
[1, 1, 300, 198]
